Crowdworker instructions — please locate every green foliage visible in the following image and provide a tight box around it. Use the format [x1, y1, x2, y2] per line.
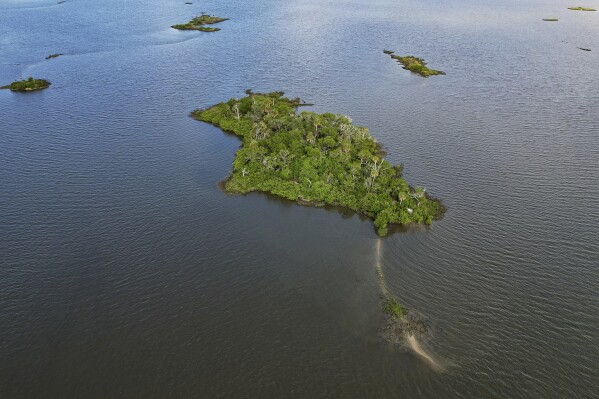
[3, 77, 50, 92]
[383, 297, 408, 318]
[567, 7, 596, 11]
[192, 92, 445, 235]
[385, 51, 445, 78]
[190, 15, 228, 24]
[172, 14, 228, 31]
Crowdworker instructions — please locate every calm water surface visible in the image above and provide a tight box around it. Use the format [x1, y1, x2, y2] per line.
[1, 0, 598, 397]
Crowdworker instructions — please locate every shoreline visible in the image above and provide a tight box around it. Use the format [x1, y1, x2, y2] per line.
[216, 176, 442, 234]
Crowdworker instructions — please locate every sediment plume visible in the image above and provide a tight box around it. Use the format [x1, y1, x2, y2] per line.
[375, 238, 445, 372]
[375, 239, 389, 297]
[406, 333, 445, 372]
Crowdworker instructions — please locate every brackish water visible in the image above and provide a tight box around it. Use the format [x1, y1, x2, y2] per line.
[1, 0, 598, 397]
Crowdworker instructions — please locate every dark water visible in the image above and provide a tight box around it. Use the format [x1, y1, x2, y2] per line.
[1, 0, 598, 397]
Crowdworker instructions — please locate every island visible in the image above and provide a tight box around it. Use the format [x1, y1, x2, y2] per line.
[172, 14, 228, 32]
[46, 53, 63, 59]
[1, 77, 51, 92]
[542, 18, 559, 21]
[567, 7, 596, 11]
[192, 92, 445, 236]
[384, 50, 445, 78]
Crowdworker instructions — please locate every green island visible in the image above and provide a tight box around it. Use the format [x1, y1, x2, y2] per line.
[567, 7, 596, 11]
[542, 18, 559, 21]
[384, 50, 445, 78]
[46, 53, 63, 59]
[192, 92, 445, 236]
[172, 14, 228, 32]
[1, 77, 51, 92]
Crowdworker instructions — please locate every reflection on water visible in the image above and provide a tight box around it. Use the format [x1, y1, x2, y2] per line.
[1, 0, 598, 397]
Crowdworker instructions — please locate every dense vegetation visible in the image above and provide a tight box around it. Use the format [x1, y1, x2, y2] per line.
[1, 77, 50, 92]
[384, 50, 445, 78]
[172, 14, 228, 31]
[567, 7, 596, 11]
[192, 92, 445, 235]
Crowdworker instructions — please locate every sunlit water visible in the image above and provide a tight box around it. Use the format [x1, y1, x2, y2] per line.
[1, 0, 598, 397]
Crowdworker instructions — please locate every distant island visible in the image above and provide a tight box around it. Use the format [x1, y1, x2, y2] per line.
[384, 50, 445, 78]
[193, 92, 445, 235]
[46, 53, 63, 59]
[172, 14, 228, 32]
[1, 77, 50, 92]
[542, 18, 558, 21]
[567, 7, 596, 11]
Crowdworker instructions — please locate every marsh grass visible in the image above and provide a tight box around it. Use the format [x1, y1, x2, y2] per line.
[568, 7, 596, 11]
[172, 14, 228, 31]
[385, 51, 445, 77]
[383, 297, 408, 318]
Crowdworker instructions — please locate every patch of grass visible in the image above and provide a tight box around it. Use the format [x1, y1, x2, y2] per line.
[542, 18, 559, 21]
[172, 14, 228, 31]
[385, 51, 445, 77]
[383, 297, 408, 318]
[568, 7, 596, 11]
[190, 15, 228, 25]
[1, 77, 50, 92]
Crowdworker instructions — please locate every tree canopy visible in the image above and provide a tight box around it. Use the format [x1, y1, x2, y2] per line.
[192, 92, 444, 235]
[2, 77, 50, 92]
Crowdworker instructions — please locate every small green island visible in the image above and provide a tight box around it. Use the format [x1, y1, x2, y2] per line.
[384, 50, 445, 78]
[567, 6, 596, 11]
[383, 296, 407, 318]
[1, 77, 51, 92]
[542, 18, 559, 21]
[172, 14, 228, 32]
[193, 92, 445, 235]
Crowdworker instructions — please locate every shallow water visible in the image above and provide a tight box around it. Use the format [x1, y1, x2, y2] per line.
[1, 0, 598, 397]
